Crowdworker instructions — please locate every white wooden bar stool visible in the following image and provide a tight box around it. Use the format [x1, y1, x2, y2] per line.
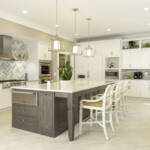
[123, 80, 130, 112]
[79, 84, 115, 140]
[112, 82, 122, 124]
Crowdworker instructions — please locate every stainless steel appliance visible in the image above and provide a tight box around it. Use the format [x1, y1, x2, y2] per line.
[39, 60, 51, 76]
[105, 69, 119, 80]
[2, 80, 26, 89]
[134, 72, 143, 79]
[39, 60, 52, 83]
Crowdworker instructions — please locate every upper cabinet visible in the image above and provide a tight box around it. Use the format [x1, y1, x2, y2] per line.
[104, 39, 121, 57]
[121, 38, 150, 69]
[38, 42, 51, 61]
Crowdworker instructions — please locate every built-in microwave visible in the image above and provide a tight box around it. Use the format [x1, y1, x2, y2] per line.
[105, 69, 119, 80]
[39, 60, 52, 77]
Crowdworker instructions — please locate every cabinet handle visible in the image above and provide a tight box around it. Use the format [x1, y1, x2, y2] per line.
[13, 91, 36, 95]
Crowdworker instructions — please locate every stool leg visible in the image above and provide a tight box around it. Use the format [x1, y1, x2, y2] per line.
[90, 109, 93, 127]
[102, 111, 109, 140]
[109, 110, 115, 134]
[115, 103, 120, 125]
[79, 106, 83, 135]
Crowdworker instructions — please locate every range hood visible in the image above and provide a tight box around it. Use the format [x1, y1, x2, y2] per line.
[0, 35, 28, 61]
[0, 35, 14, 60]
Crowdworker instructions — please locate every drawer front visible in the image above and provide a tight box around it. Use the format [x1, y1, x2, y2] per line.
[12, 115, 38, 132]
[12, 91, 37, 106]
[12, 104, 38, 117]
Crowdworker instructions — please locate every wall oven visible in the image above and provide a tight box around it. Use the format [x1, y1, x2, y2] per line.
[39, 60, 52, 84]
[39, 60, 51, 76]
[105, 69, 119, 80]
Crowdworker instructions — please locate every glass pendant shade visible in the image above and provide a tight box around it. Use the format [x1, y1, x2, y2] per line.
[53, 39, 61, 51]
[83, 45, 95, 57]
[72, 43, 82, 55]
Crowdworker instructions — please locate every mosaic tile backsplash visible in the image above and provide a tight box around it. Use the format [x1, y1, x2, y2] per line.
[0, 61, 26, 81]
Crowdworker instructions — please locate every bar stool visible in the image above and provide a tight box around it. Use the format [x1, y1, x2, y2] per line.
[79, 84, 115, 140]
[112, 82, 122, 124]
[122, 80, 130, 112]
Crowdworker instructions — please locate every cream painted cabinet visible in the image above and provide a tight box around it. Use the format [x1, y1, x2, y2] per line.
[38, 42, 51, 60]
[127, 80, 150, 99]
[104, 39, 121, 57]
[0, 85, 11, 110]
[122, 49, 150, 69]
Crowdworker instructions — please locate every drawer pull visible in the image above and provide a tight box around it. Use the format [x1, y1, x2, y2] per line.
[13, 91, 36, 95]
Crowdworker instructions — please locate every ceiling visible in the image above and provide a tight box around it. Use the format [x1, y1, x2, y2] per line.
[0, 0, 150, 41]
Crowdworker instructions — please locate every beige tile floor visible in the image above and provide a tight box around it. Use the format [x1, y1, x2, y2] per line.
[0, 99, 150, 150]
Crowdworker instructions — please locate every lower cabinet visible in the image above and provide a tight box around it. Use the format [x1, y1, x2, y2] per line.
[38, 92, 55, 136]
[127, 80, 150, 99]
[12, 90, 69, 137]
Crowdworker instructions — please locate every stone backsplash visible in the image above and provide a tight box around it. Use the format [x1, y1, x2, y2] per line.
[0, 61, 26, 81]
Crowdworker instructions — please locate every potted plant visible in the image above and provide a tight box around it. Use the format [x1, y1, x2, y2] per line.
[108, 62, 114, 68]
[128, 41, 136, 49]
[59, 61, 72, 86]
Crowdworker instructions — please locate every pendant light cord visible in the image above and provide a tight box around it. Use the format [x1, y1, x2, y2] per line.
[56, 0, 58, 37]
[87, 18, 91, 47]
[73, 8, 79, 42]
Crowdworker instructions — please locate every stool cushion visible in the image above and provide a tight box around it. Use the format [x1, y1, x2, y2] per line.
[84, 101, 103, 108]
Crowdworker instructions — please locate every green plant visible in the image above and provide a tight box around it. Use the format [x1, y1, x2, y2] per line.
[142, 42, 150, 48]
[129, 41, 136, 48]
[59, 61, 72, 80]
[127, 75, 132, 79]
[109, 62, 114, 68]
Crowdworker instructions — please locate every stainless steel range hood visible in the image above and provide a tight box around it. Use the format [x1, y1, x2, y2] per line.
[0, 35, 14, 60]
[0, 35, 28, 61]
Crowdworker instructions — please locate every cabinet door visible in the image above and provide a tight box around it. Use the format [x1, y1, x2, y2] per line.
[127, 81, 140, 97]
[122, 51, 132, 69]
[39, 43, 51, 60]
[105, 39, 121, 57]
[141, 50, 150, 69]
[39, 92, 54, 136]
[140, 82, 150, 98]
[0, 88, 11, 109]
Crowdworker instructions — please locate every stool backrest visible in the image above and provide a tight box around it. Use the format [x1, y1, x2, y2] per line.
[114, 82, 122, 102]
[102, 84, 115, 109]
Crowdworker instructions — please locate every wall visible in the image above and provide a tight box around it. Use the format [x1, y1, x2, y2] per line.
[0, 18, 73, 81]
[25, 40, 39, 81]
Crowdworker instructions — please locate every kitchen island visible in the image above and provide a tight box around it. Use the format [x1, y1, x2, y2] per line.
[12, 80, 112, 141]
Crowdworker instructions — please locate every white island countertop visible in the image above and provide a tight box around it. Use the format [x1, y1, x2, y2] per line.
[12, 80, 114, 93]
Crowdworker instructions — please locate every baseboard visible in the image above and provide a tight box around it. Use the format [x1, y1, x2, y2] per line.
[0, 104, 11, 112]
[127, 96, 150, 101]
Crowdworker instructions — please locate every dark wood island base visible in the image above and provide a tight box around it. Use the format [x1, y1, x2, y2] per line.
[12, 81, 109, 141]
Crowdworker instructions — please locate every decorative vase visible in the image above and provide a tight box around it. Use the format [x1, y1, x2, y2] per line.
[60, 80, 72, 87]
[47, 81, 51, 89]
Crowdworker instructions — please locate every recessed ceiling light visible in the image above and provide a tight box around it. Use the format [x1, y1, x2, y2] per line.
[147, 23, 150, 26]
[106, 28, 111, 32]
[22, 10, 28, 14]
[144, 8, 149, 11]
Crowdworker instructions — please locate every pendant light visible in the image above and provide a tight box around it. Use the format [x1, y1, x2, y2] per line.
[72, 8, 82, 55]
[52, 0, 61, 52]
[83, 18, 95, 57]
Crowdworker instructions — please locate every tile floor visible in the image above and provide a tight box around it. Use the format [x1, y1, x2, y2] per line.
[0, 99, 150, 150]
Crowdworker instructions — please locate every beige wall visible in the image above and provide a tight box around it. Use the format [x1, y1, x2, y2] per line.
[0, 18, 73, 81]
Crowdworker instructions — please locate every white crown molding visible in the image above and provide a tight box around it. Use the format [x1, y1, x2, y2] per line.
[0, 10, 73, 41]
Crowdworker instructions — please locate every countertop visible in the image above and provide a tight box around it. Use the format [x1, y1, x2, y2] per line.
[12, 80, 113, 93]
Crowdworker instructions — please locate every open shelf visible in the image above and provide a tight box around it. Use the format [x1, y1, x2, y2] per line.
[122, 40, 140, 50]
